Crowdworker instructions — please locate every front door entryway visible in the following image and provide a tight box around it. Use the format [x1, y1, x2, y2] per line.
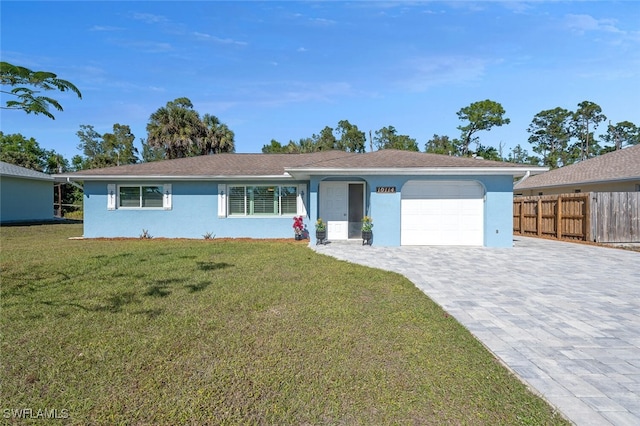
[320, 182, 365, 240]
[348, 183, 364, 238]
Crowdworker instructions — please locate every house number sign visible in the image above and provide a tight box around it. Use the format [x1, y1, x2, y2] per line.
[376, 186, 396, 193]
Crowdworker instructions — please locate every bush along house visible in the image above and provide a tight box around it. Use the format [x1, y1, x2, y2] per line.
[55, 150, 547, 247]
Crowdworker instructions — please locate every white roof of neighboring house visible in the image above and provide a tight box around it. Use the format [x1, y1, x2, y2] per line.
[0, 161, 53, 181]
[514, 144, 640, 191]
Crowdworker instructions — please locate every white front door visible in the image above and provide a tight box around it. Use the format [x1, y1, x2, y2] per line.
[320, 182, 348, 240]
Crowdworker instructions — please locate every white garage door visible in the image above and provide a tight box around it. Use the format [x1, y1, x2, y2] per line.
[401, 180, 484, 246]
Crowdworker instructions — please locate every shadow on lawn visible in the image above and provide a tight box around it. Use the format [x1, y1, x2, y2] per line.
[185, 280, 213, 293]
[37, 291, 139, 315]
[6, 259, 231, 320]
[94, 291, 139, 312]
[144, 278, 186, 298]
[196, 261, 232, 271]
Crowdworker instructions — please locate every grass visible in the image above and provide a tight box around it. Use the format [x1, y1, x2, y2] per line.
[0, 224, 569, 425]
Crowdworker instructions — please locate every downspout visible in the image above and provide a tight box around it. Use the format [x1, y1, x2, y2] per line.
[513, 170, 530, 188]
[66, 177, 84, 191]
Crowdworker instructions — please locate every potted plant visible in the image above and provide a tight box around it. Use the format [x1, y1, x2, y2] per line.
[292, 215, 305, 240]
[361, 216, 373, 245]
[315, 218, 327, 245]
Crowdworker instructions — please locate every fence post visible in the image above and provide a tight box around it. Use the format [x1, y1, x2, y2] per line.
[585, 193, 592, 242]
[537, 198, 542, 236]
[520, 199, 525, 235]
[557, 196, 563, 239]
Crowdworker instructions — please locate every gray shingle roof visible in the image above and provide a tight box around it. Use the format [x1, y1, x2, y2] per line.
[57, 149, 544, 180]
[515, 144, 640, 190]
[291, 149, 533, 169]
[0, 161, 53, 181]
[58, 151, 354, 178]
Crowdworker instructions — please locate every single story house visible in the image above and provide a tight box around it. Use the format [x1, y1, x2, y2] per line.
[515, 144, 640, 196]
[1, 161, 54, 224]
[56, 150, 546, 247]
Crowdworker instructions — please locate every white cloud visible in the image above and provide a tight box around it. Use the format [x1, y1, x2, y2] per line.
[230, 80, 354, 108]
[499, 1, 534, 14]
[565, 14, 624, 35]
[112, 39, 173, 53]
[90, 25, 123, 32]
[130, 12, 168, 24]
[192, 32, 248, 46]
[396, 56, 489, 92]
[308, 17, 336, 26]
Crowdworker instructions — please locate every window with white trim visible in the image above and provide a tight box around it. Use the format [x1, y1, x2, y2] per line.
[117, 185, 165, 208]
[227, 185, 298, 216]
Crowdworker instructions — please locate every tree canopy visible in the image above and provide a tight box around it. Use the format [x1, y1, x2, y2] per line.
[335, 120, 366, 153]
[506, 144, 540, 165]
[75, 124, 139, 170]
[527, 107, 574, 169]
[456, 99, 510, 156]
[0, 132, 71, 173]
[601, 121, 640, 152]
[573, 100, 606, 160]
[374, 126, 419, 151]
[0, 62, 82, 119]
[424, 134, 458, 156]
[261, 120, 366, 154]
[146, 98, 235, 159]
[524, 101, 633, 168]
[201, 114, 236, 155]
[5, 93, 638, 182]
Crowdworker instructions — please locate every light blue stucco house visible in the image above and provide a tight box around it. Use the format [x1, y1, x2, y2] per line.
[1, 161, 54, 223]
[56, 150, 546, 247]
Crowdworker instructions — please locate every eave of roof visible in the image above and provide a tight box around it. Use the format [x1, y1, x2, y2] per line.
[285, 166, 545, 180]
[54, 174, 293, 182]
[515, 176, 640, 191]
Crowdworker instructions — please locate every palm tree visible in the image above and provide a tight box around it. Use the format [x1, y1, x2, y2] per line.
[202, 114, 235, 154]
[146, 98, 207, 159]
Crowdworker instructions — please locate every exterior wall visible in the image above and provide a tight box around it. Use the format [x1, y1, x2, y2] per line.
[83, 175, 515, 247]
[0, 176, 53, 223]
[309, 174, 515, 247]
[83, 180, 309, 239]
[515, 180, 640, 196]
[481, 175, 516, 248]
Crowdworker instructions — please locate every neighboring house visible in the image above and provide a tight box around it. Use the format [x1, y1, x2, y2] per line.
[56, 150, 546, 247]
[515, 144, 640, 196]
[0, 161, 54, 223]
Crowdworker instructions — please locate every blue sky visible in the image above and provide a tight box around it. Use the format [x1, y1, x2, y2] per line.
[1, 1, 639, 162]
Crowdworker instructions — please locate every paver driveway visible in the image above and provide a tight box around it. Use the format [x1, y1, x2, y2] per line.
[313, 236, 640, 426]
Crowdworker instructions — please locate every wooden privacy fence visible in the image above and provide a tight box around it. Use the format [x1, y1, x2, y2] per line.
[591, 192, 640, 243]
[513, 192, 640, 243]
[514, 193, 591, 241]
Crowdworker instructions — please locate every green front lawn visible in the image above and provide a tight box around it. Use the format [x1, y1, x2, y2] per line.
[0, 224, 568, 425]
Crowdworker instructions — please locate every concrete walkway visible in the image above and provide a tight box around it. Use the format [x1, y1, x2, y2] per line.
[312, 237, 640, 426]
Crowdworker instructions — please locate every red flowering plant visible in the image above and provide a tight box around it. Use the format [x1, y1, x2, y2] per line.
[292, 215, 305, 237]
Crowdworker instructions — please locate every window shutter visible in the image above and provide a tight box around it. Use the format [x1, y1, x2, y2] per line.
[218, 184, 226, 217]
[107, 184, 116, 210]
[297, 184, 307, 216]
[163, 184, 172, 210]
